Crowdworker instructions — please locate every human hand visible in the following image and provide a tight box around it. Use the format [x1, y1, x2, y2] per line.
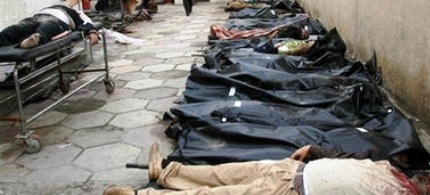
[291, 145, 311, 161]
[88, 33, 99, 45]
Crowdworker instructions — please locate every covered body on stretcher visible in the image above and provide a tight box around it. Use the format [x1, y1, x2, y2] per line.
[0, 0, 114, 154]
[0, 1, 99, 49]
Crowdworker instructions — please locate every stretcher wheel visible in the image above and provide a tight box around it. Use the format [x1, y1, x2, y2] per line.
[59, 81, 70, 94]
[104, 79, 115, 94]
[23, 134, 42, 154]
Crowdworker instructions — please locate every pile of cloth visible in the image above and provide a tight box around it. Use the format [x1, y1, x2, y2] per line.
[89, 0, 157, 32]
[162, 0, 430, 172]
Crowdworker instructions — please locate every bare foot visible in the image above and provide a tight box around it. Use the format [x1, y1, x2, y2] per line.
[20, 33, 41, 49]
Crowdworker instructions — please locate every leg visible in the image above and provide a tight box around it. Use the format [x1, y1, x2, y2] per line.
[182, 0, 191, 16]
[141, 179, 299, 195]
[157, 158, 302, 190]
[187, 0, 193, 15]
[0, 19, 37, 47]
[147, 143, 301, 189]
[189, 0, 193, 14]
[105, 160, 300, 195]
[104, 143, 301, 195]
[20, 20, 69, 49]
[34, 20, 69, 45]
[124, 0, 139, 15]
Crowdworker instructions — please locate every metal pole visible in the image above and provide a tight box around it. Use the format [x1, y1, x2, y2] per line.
[13, 65, 29, 138]
[101, 29, 109, 78]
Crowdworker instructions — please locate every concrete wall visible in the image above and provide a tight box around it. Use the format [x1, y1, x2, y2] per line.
[297, 0, 430, 126]
[0, 0, 61, 29]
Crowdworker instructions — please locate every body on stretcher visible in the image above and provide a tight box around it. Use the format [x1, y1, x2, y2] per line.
[0, 24, 115, 154]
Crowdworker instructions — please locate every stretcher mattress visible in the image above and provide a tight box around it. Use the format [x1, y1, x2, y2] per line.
[0, 31, 82, 62]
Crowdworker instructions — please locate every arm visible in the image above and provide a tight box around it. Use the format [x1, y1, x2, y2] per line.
[291, 145, 373, 162]
[87, 31, 99, 45]
[76, 10, 99, 45]
[53, 5, 99, 44]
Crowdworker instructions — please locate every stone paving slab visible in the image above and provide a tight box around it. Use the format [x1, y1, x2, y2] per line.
[176, 63, 193, 71]
[164, 56, 196, 64]
[100, 98, 149, 114]
[25, 165, 91, 184]
[16, 145, 82, 170]
[163, 77, 188, 88]
[134, 57, 165, 66]
[147, 97, 179, 113]
[115, 72, 151, 81]
[150, 70, 189, 80]
[111, 65, 142, 74]
[133, 87, 178, 100]
[61, 111, 113, 130]
[55, 98, 106, 114]
[123, 124, 170, 150]
[110, 59, 135, 67]
[92, 168, 146, 182]
[142, 64, 175, 72]
[93, 87, 136, 101]
[27, 111, 67, 129]
[73, 143, 140, 172]
[109, 110, 159, 129]
[155, 51, 185, 59]
[125, 79, 164, 90]
[0, 163, 31, 182]
[0, 143, 24, 165]
[34, 126, 75, 146]
[68, 126, 125, 148]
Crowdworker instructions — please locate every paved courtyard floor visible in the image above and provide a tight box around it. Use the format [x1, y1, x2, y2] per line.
[0, 2, 229, 195]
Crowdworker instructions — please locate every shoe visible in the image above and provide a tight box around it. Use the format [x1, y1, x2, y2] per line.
[20, 33, 41, 49]
[148, 143, 163, 180]
[103, 185, 135, 195]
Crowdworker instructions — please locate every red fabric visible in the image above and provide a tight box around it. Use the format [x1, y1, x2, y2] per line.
[391, 169, 421, 195]
[82, 0, 91, 10]
[210, 24, 284, 40]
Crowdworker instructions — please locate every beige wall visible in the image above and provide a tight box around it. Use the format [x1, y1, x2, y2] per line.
[297, 0, 430, 126]
[0, 0, 63, 29]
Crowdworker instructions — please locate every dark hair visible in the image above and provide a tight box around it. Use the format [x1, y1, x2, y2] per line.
[277, 25, 303, 39]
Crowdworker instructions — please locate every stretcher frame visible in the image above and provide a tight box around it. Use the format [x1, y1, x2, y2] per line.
[0, 28, 115, 154]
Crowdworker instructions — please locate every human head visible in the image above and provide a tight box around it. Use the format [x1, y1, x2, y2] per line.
[410, 170, 430, 194]
[277, 25, 309, 40]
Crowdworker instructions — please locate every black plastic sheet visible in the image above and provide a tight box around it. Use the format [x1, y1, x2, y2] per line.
[224, 14, 309, 31]
[167, 112, 427, 169]
[205, 28, 346, 71]
[170, 100, 370, 131]
[184, 65, 385, 113]
[229, 7, 277, 19]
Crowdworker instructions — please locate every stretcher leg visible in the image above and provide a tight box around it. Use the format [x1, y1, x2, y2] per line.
[13, 66, 42, 154]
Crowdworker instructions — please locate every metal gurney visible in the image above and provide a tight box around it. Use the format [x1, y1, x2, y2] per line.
[0, 25, 115, 154]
